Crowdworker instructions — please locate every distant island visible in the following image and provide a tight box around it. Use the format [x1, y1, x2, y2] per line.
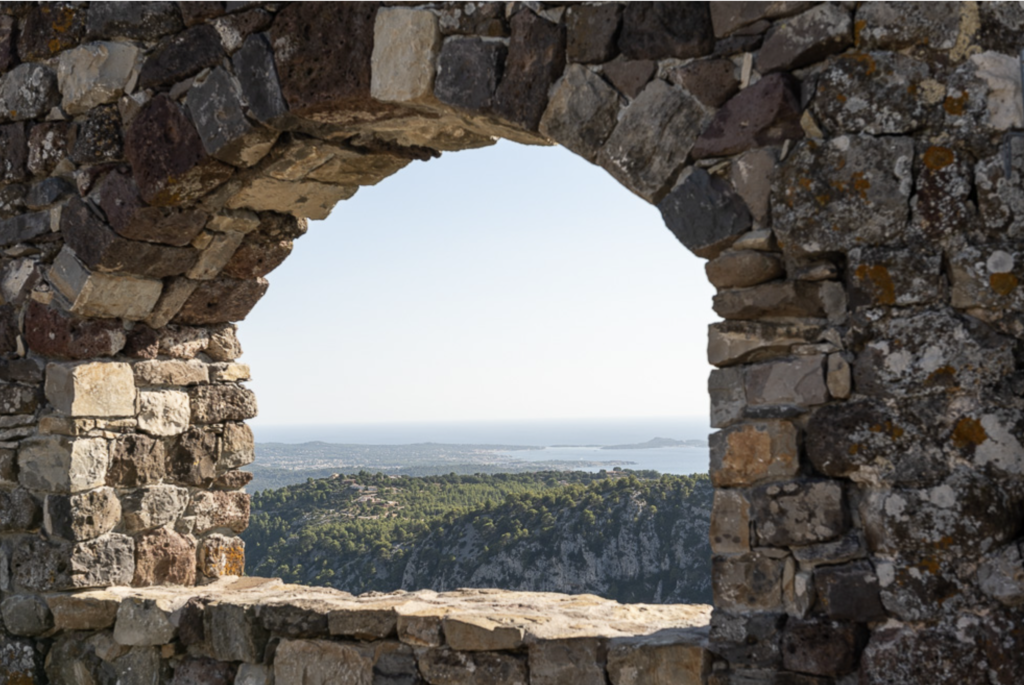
[601, 437, 708, 450]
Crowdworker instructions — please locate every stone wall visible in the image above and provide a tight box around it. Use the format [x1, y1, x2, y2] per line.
[0, 1, 1022, 683]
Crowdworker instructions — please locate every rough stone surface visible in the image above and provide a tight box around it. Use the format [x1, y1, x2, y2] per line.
[618, 2, 714, 60]
[744, 355, 829, 407]
[602, 58, 657, 100]
[566, 3, 621, 64]
[174, 276, 268, 325]
[138, 24, 223, 89]
[120, 485, 189, 533]
[190, 490, 249, 534]
[750, 480, 848, 547]
[756, 3, 853, 73]
[434, 37, 506, 114]
[668, 58, 739, 109]
[706, 250, 784, 289]
[0, 62, 60, 121]
[137, 389, 190, 436]
[18, 435, 109, 493]
[45, 360, 136, 417]
[45, 487, 121, 541]
[710, 420, 800, 488]
[371, 8, 440, 106]
[692, 73, 803, 159]
[659, 168, 751, 258]
[57, 41, 139, 115]
[539, 64, 620, 163]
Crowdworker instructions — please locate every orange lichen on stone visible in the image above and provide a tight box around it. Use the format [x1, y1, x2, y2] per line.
[851, 171, 871, 200]
[944, 91, 969, 115]
[925, 365, 957, 388]
[854, 20, 867, 47]
[990, 272, 1018, 296]
[837, 93, 848, 103]
[856, 264, 896, 305]
[952, 416, 988, 448]
[846, 52, 877, 76]
[923, 146, 954, 170]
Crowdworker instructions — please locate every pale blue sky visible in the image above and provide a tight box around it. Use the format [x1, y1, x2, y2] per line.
[238, 140, 716, 427]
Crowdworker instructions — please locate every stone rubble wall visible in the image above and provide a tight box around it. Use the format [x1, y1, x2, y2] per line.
[0, 1, 1021, 683]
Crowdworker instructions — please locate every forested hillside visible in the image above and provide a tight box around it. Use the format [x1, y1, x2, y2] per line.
[243, 470, 712, 604]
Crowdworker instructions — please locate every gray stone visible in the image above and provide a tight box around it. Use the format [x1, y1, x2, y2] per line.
[659, 168, 751, 258]
[18, 435, 109, 493]
[847, 246, 944, 308]
[706, 250, 784, 290]
[781, 617, 867, 677]
[493, 9, 566, 132]
[599, 80, 712, 202]
[0, 210, 49, 247]
[275, 639, 374, 684]
[731, 152, 778, 228]
[539, 64, 620, 162]
[220, 421, 255, 469]
[744, 355, 828, 407]
[709, 2, 816, 38]
[692, 74, 803, 160]
[417, 648, 527, 685]
[190, 490, 249, 534]
[57, 41, 140, 114]
[138, 24, 224, 90]
[114, 596, 178, 646]
[207, 601, 269, 662]
[750, 480, 848, 547]
[45, 487, 121, 541]
[948, 245, 1024, 312]
[188, 67, 278, 168]
[189, 384, 257, 424]
[756, 3, 853, 73]
[529, 638, 605, 685]
[147, 277, 199, 333]
[27, 121, 69, 176]
[813, 561, 886, 622]
[0, 122, 27, 183]
[978, 541, 1024, 606]
[712, 552, 786, 612]
[709, 366, 745, 428]
[855, 2, 960, 51]
[772, 136, 914, 256]
[115, 646, 168, 685]
[120, 484, 189, 532]
[50, 247, 164, 321]
[1, 594, 52, 636]
[85, 2, 184, 41]
[137, 389, 190, 436]
[107, 433, 169, 487]
[0, 489, 41, 533]
[708, 320, 822, 367]
[68, 533, 136, 589]
[45, 360, 137, 418]
[0, 62, 59, 121]
[791, 530, 866, 569]
[434, 37, 506, 114]
[25, 176, 72, 210]
[371, 8, 441, 106]
[566, 3, 621, 64]
[232, 33, 288, 124]
[708, 611, 787, 670]
[170, 426, 218, 487]
[712, 281, 833, 320]
[226, 175, 356, 221]
[618, 2, 713, 60]
[668, 58, 739, 109]
[602, 58, 657, 100]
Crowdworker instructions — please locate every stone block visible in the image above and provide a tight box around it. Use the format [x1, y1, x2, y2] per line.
[120, 484, 189, 532]
[860, 625, 985, 685]
[260, 136, 340, 181]
[47, 590, 120, 630]
[0, 594, 52, 636]
[213, 470, 253, 490]
[0, 489, 41, 532]
[713, 552, 786, 612]
[438, 2, 508, 37]
[0, 122, 27, 183]
[114, 596, 178, 646]
[0, 15, 13, 73]
[49, 246, 164, 321]
[138, 389, 190, 437]
[619, 2, 713, 60]
[45, 360, 136, 417]
[418, 648, 528, 685]
[210, 362, 249, 383]
[750, 480, 848, 547]
[712, 281, 834, 320]
[232, 33, 288, 124]
[220, 421, 255, 469]
[539, 64, 620, 162]
[708, 321, 822, 367]
[211, 9, 273, 54]
[706, 250, 784, 290]
[709, 420, 799, 488]
[236, 664, 273, 685]
[226, 176, 356, 220]
[529, 638, 605, 685]
[668, 58, 739, 109]
[305, 148, 410, 187]
[709, 366, 745, 428]
[274, 639, 374, 685]
[125, 94, 233, 207]
[692, 73, 803, 159]
[18, 435, 108, 493]
[0, 381, 41, 416]
[207, 324, 243, 361]
[107, 433, 168, 487]
[69, 533, 136, 590]
[444, 615, 524, 651]
[710, 2, 815, 38]
[205, 601, 269, 662]
[977, 541, 1024, 606]
[0, 635, 45, 683]
[261, 601, 331, 639]
[27, 121, 69, 176]
[187, 66, 278, 168]
[371, 8, 440, 105]
[57, 41, 139, 114]
[180, 2, 226, 27]
[44, 487, 121, 541]
[198, 533, 245, 579]
[190, 490, 249, 534]
[826, 353, 851, 400]
[608, 631, 709, 685]
[138, 24, 224, 89]
[170, 657, 237, 685]
[188, 384, 257, 424]
[603, 58, 656, 100]
[0, 210, 50, 247]
[710, 488, 751, 554]
[187, 229, 245, 280]
[773, 136, 914, 256]
[25, 177, 73, 210]
[599, 80, 711, 203]
[708, 610, 788, 669]
[493, 9, 566, 131]
[158, 325, 210, 359]
[856, 2, 960, 51]
[781, 617, 867, 677]
[132, 359, 209, 387]
[566, 3, 621, 64]
[85, 2, 184, 41]
[756, 3, 853, 73]
[174, 276, 268, 324]
[434, 37, 506, 113]
[115, 646, 168, 685]
[659, 168, 751, 258]
[99, 172, 209, 248]
[69, 102, 124, 165]
[813, 560, 886, 622]
[0, 62, 60, 121]
[170, 426, 218, 487]
[744, 355, 828, 407]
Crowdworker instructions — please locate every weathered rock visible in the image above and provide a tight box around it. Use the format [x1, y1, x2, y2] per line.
[599, 80, 712, 202]
[170, 657, 237, 685]
[137, 389, 190, 437]
[57, 41, 139, 114]
[418, 648, 527, 685]
[948, 244, 1024, 312]
[138, 24, 223, 89]
[709, 3, 816, 38]
[750, 479, 848, 547]
[977, 541, 1024, 606]
[710, 420, 800, 487]
[855, 1, 960, 51]
[46, 589, 120, 630]
[0, 209, 49, 246]
[0, 635, 46, 683]
[371, 8, 441, 106]
[437, 2, 507, 37]
[607, 631, 709, 685]
[132, 359, 209, 387]
[212, 470, 253, 490]
[18, 435, 109, 493]
[860, 625, 984, 685]
[756, 3, 853, 73]
[49, 247, 165, 320]
[619, 2, 713, 60]
[132, 527, 195, 587]
[813, 560, 886, 622]
[45, 360, 136, 417]
[826, 353, 851, 400]
[170, 426, 218, 487]
[235, 663, 272, 685]
[781, 617, 867, 677]
[114, 596, 178, 646]
[69, 103, 124, 164]
[744, 355, 829, 407]
[207, 601, 269, 662]
[709, 611, 787, 669]
[709, 366, 745, 428]
[190, 489, 249, 534]
[603, 58, 656, 100]
[226, 175, 355, 220]
[848, 246, 944, 308]
[85, 2, 184, 41]
[539, 64, 620, 162]
[306, 148, 410, 187]
[179, 2, 225, 27]
[220, 421, 254, 469]
[708, 320, 822, 367]
[107, 433, 168, 487]
[692, 73, 803, 159]
[668, 58, 739, 108]
[25, 176, 72, 209]
[0, 62, 59, 121]
[566, 3, 621, 64]
[0, 15, 13, 73]
[713, 552, 786, 612]
[198, 533, 245, 579]
[188, 66, 278, 167]
[772, 136, 914, 256]
[0, 380, 40, 416]
[27, 121, 69, 176]
[45, 487, 121, 541]
[125, 94, 234, 207]
[434, 37, 506, 114]
[115, 646, 169, 685]
[0, 489, 41, 532]
[210, 9, 273, 55]
[710, 489, 751, 554]
[1, 594, 52, 636]
[659, 168, 751, 258]
[490, 10, 565, 131]
[232, 33, 288, 124]
[17, 3, 86, 60]
[174, 276, 269, 324]
[69, 533, 135, 589]
[444, 615, 524, 651]
[528, 638, 605, 685]
[0, 122, 28, 183]
[259, 600, 331, 639]
[206, 324, 243, 361]
[706, 250, 784, 289]
[157, 325, 210, 359]
[120, 484, 189, 532]
[712, 281, 840, 320]
[274, 639, 374, 685]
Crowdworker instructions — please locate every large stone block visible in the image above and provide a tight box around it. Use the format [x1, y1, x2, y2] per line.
[44, 487, 121, 541]
[418, 648, 528, 685]
[371, 8, 440, 105]
[539, 64, 620, 162]
[107, 433, 168, 487]
[13, 533, 134, 591]
[170, 426, 218, 487]
[17, 2, 86, 60]
[705, 250, 784, 290]
[138, 24, 223, 89]
[708, 321, 822, 367]
[1, 594, 52, 637]
[608, 631, 709, 685]
[712, 280, 843, 321]
[0, 381, 41, 416]
[306, 148, 410, 187]
[132, 359, 209, 387]
[174, 277, 269, 324]
[781, 617, 867, 677]
[206, 601, 269, 662]
[710, 421, 800, 488]
[668, 58, 740, 109]
[190, 490, 249, 534]
[27, 121, 69, 176]
[120, 484, 189, 532]
[618, 2, 713, 60]
[692, 73, 803, 159]
[750, 480, 848, 547]
[125, 94, 233, 207]
[114, 596, 179, 646]
[199, 533, 245, 580]
[744, 355, 829, 407]
[220, 421, 255, 469]
[813, 560, 886, 622]
[566, 3, 621, 64]
[0, 489, 41, 533]
[50, 248, 164, 321]
[46, 589, 120, 630]
[69, 103, 124, 165]
[434, 37, 507, 114]
[137, 389, 190, 437]
[658, 168, 751, 258]
[855, 1, 960, 51]
[168, 657, 236, 685]
[847, 246, 945, 308]
[709, 366, 745, 429]
[710, 489, 751, 554]
[57, 41, 139, 114]
[493, 9, 566, 132]
[187, 66, 278, 168]
[0, 62, 60, 121]
[0, 15, 13, 73]
[598, 80, 712, 203]
[232, 33, 288, 124]
[45, 360, 136, 417]
[85, 2, 184, 41]
[226, 176, 355, 220]
[132, 527, 196, 587]
[712, 552, 786, 612]
[529, 638, 605, 685]
[18, 435, 109, 493]
[274, 639, 374, 685]
[756, 3, 853, 73]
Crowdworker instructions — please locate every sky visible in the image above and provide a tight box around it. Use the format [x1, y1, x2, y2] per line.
[237, 139, 717, 429]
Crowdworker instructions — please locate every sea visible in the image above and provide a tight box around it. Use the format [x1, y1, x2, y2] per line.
[252, 417, 712, 476]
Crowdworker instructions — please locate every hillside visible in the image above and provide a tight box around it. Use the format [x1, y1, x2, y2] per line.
[243, 470, 712, 604]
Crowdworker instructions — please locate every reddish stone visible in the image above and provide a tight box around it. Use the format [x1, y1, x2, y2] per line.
[123, 324, 159, 359]
[124, 94, 234, 207]
[24, 300, 126, 359]
[137, 24, 224, 89]
[619, 2, 714, 60]
[170, 657, 237, 685]
[107, 434, 170, 487]
[566, 3, 621, 63]
[171, 426, 219, 487]
[133, 528, 197, 587]
[0, 15, 16, 72]
[174, 277, 269, 325]
[668, 58, 740, 108]
[179, 1, 225, 26]
[212, 470, 254, 490]
[188, 384, 258, 424]
[0, 122, 28, 183]
[98, 171, 208, 247]
[17, 2, 85, 60]
[602, 58, 657, 99]
[493, 10, 566, 131]
[692, 73, 804, 159]
[60, 196, 198, 278]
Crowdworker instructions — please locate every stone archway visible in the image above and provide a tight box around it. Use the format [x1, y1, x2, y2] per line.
[1, 1, 1023, 682]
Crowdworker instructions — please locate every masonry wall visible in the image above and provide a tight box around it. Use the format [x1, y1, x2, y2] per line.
[0, 1, 1023, 683]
